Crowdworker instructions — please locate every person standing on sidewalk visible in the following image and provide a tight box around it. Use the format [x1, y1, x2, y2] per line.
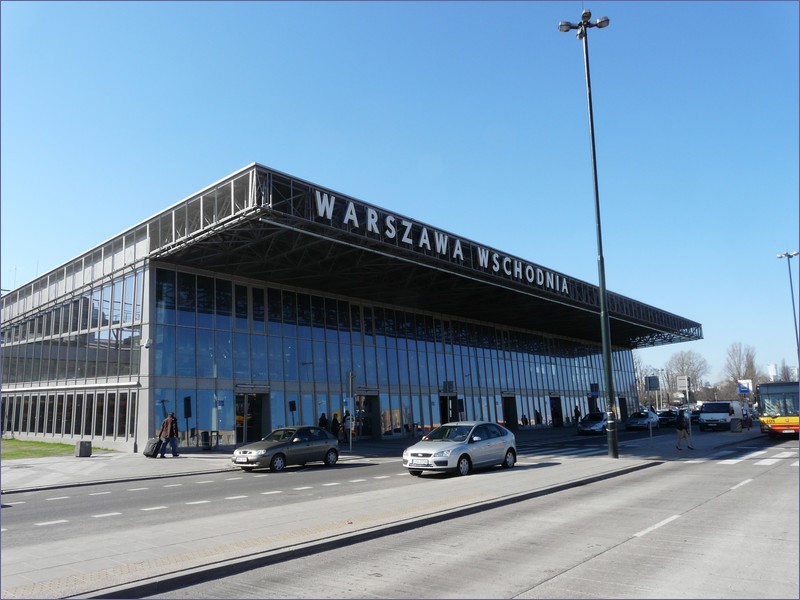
[159, 412, 180, 458]
[675, 409, 694, 450]
[573, 405, 581, 427]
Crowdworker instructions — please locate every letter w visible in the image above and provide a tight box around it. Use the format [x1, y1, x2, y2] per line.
[315, 191, 335, 220]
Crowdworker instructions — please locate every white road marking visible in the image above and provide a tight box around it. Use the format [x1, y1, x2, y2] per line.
[45, 496, 70, 501]
[373, 476, 390, 479]
[633, 515, 680, 537]
[35, 520, 68, 526]
[4, 501, 25, 505]
[730, 479, 752, 490]
[754, 458, 781, 466]
[349, 479, 367, 483]
[774, 451, 797, 459]
[92, 512, 122, 518]
[292, 486, 312, 491]
[128, 487, 149, 491]
[225, 477, 243, 481]
[186, 500, 211, 505]
[141, 506, 167, 511]
[322, 482, 341, 486]
[163, 484, 182, 488]
[261, 491, 282, 495]
[253, 474, 269, 478]
[88, 491, 111, 496]
[224, 495, 248, 500]
[195, 480, 215, 484]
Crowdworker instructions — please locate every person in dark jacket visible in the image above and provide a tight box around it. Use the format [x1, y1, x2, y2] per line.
[159, 412, 180, 458]
[318, 413, 328, 430]
[675, 409, 694, 450]
[330, 415, 341, 440]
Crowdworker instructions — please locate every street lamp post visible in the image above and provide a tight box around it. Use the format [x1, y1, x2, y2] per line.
[777, 251, 800, 365]
[559, 9, 618, 458]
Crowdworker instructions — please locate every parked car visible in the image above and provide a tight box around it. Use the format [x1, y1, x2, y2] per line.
[402, 421, 516, 477]
[657, 409, 678, 427]
[624, 410, 660, 431]
[231, 426, 339, 472]
[577, 412, 608, 435]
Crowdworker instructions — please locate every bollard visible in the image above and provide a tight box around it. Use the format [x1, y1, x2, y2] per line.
[75, 441, 92, 457]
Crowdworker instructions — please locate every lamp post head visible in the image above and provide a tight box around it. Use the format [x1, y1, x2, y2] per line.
[558, 21, 574, 32]
[581, 9, 592, 23]
[596, 16, 610, 28]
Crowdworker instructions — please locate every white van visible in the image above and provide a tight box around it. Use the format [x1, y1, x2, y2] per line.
[698, 400, 743, 431]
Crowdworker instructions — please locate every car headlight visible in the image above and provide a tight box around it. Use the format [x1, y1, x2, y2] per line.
[253, 449, 267, 456]
[433, 449, 453, 457]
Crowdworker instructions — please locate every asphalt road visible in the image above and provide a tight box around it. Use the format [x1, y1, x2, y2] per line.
[149, 436, 799, 599]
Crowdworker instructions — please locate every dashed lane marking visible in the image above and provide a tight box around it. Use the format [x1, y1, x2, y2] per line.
[88, 491, 111, 496]
[186, 500, 211, 505]
[92, 512, 122, 518]
[35, 519, 68, 526]
[141, 506, 167, 511]
[224, 495, 248, 500]
[45, 496, 70, 501]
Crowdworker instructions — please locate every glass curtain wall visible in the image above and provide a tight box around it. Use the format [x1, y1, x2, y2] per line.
[151, 267, 638, 444]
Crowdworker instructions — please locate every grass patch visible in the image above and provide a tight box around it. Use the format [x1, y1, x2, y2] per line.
[1, 439, 116, 460]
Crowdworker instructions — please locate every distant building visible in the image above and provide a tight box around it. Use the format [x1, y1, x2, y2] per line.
[1, 164, 703, 451]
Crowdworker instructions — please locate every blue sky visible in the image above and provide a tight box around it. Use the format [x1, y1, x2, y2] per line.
[2, 1, 798, 382]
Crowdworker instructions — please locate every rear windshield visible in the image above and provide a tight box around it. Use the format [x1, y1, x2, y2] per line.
[701, 402, 730, 413]
[584, 412, 604, 422]
[630, 412, 648, 418]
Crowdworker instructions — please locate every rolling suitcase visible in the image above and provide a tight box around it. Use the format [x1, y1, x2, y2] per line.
[143, 437, 162, 458]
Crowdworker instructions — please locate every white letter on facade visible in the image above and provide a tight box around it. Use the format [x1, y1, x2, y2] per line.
[314, 191, 335, 220]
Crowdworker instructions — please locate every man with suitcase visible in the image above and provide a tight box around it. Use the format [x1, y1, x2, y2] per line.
[159, 412, 180, 458]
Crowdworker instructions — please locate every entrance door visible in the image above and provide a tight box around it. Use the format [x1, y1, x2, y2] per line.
[356, 395, 382, 440]
[439, 395, 461, 425]
[501, 396, 518, 431]
[549, 396, 564, 427]
[235, 393, 270, 445]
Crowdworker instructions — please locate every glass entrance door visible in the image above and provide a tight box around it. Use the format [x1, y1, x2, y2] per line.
[235, 393, 269, 444]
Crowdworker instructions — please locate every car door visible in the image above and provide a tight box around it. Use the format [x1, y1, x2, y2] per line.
[289, 427, 314, 465]
[469, 425, 493, 467]
[485, 424, 508, 464]
[306, 427, 329, 462]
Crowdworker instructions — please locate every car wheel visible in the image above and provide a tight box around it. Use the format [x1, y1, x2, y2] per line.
[455, 455, 472, 476]
[324, 448, 338, 466]
[270, 454, 286, 472]
[241, 467, 254, 473]
[409, 469, 422, 476]
[502, 449, 516, 469]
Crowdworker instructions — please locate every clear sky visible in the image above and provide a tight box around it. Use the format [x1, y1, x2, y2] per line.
[2, 1, 798, 383]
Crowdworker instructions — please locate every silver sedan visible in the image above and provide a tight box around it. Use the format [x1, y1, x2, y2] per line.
[402, 421, 516, 477]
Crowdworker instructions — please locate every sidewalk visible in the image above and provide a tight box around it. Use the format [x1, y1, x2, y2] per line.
[0, 425, 767, 599]
[0, 424, 764, 494]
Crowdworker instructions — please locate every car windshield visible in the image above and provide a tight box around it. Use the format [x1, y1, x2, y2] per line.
[701, 403, 729, 413]
[262, 428, 297, 442]
[630, 412, 648, 418]
[583, 413, 604, 422]
[424, 425, 473, 442]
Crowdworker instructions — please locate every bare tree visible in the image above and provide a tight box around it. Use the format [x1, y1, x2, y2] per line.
[779, 359, 795, 382]
[723, 342, 766, 388]
[665, 350, 710, 404]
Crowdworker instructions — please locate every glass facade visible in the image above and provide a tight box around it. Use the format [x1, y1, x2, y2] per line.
[144, 267, 637, 447]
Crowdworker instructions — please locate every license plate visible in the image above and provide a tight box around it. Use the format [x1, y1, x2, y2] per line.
[235, 457, 248, 464]
[410, 459, 428, 466]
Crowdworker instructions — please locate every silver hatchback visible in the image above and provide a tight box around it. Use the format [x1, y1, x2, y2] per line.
[402, 421, 516, 476]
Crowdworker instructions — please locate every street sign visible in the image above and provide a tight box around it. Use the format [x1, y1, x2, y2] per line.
[645, 376, 660, 391]
[737, 379, 752, 394]
[677, 376, 691, 392]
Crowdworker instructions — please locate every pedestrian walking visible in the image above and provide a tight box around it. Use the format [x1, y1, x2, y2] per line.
[343, 411, 353, 443]
[159, 412, 180, 458]
[318, 412, 328, 430]
[675, 409, 694, 450]
[574, 405, 581, 426]
[331, 414, 341, 440]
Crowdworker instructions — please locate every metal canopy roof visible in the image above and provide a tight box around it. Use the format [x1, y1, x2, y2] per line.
[152, 201, 702, 351]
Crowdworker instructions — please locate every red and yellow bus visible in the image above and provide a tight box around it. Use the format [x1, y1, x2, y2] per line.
[756, 382, 799, 437]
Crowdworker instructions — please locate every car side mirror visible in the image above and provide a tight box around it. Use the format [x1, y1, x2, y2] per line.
[471, 435, 482, 442]
[292, 437, 301, 443]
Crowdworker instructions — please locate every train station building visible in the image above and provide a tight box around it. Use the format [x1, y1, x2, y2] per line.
[0, 164, 703, 451]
